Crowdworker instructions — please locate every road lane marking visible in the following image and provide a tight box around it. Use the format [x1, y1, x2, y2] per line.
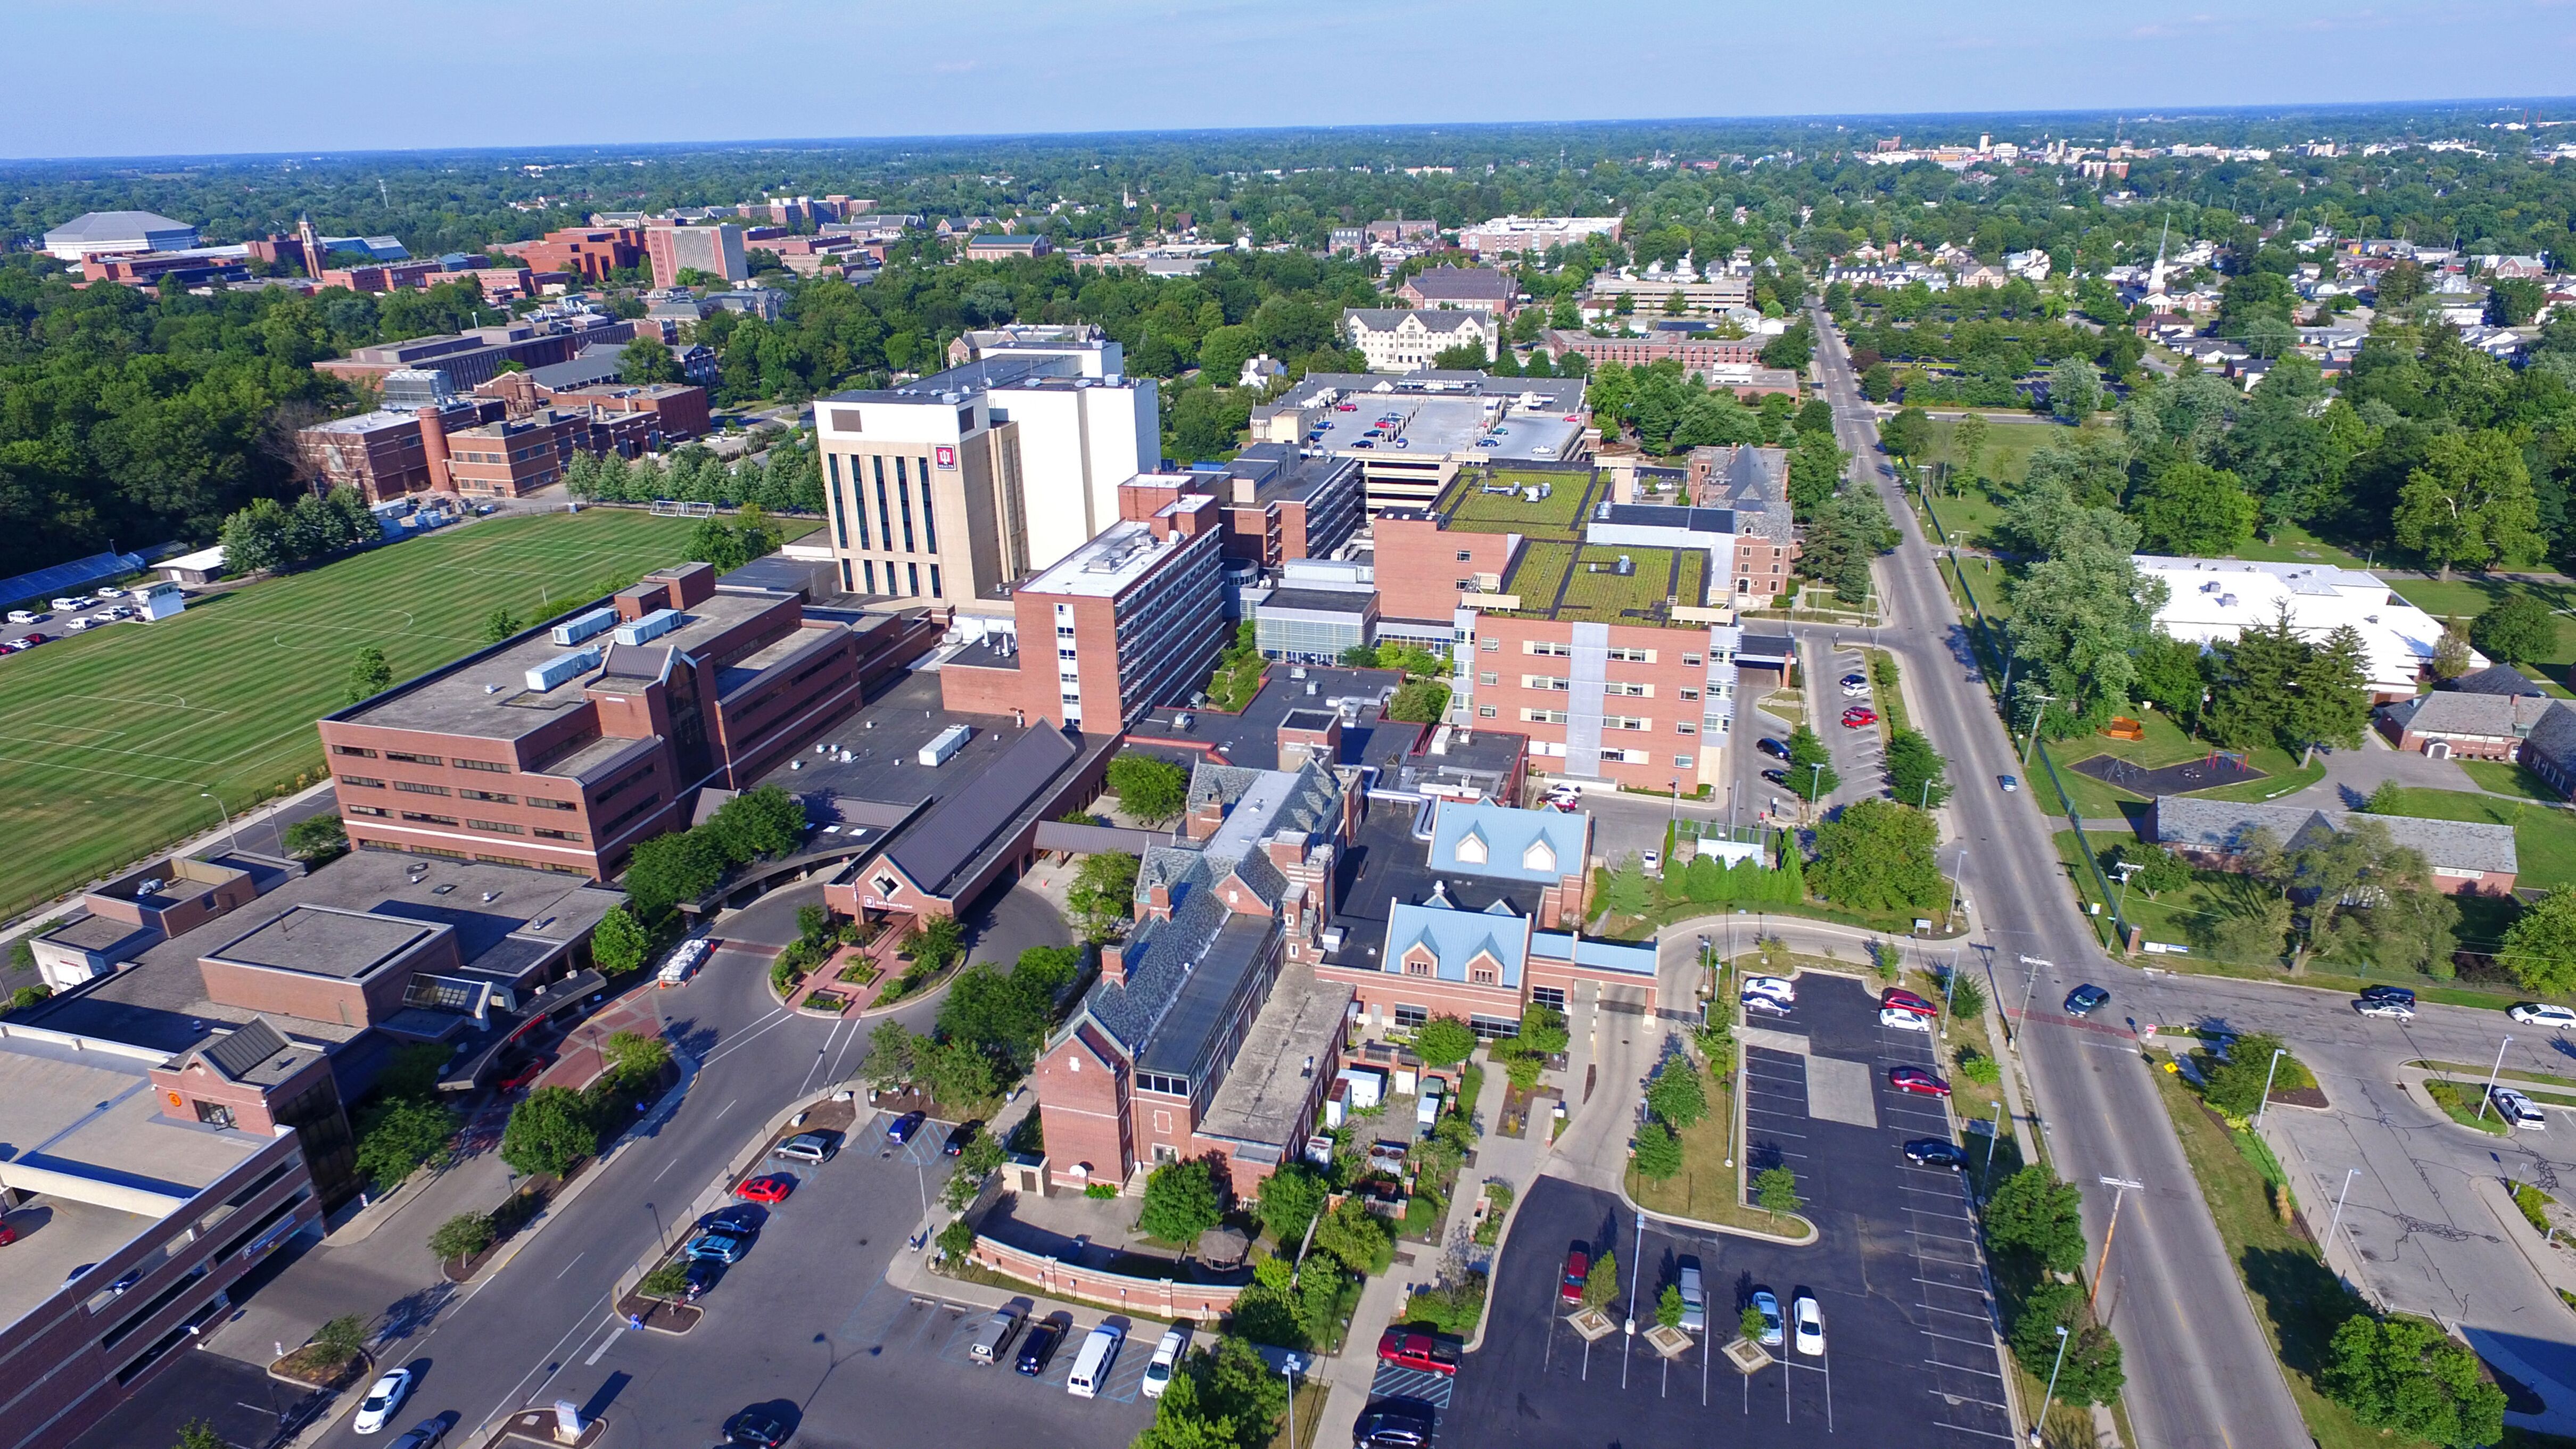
[555, 1251, 585, 1278]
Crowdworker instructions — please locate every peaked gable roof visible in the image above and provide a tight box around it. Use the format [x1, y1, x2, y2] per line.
[2151, 794, 2518, 875]
[1383, 899, 1529, 986]
[1428, 799, 1586, 884]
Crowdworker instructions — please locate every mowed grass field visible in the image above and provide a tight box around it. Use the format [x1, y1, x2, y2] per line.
[0, 508, 803, 918]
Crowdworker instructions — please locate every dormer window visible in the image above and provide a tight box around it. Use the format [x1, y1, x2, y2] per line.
[1455, 830, 1489, 865]
[1523, 839, 1557, 874]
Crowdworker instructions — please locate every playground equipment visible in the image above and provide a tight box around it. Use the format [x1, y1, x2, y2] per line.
[2102, 716, 2145, 742]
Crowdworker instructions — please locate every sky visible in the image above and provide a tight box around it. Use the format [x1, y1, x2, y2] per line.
[11, 0, 2576, 159]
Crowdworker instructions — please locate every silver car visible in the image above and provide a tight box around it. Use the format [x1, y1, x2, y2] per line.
[2353, 998, 2416, 1021]
[1677, 1263, 1706, 1332]
[2491, 1086, 2548, 1128]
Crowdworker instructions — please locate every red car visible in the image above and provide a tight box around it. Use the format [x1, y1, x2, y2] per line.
[495, 1059, 547, 1092]
[1881, 988, 1937, 1017]
[734, 1174, 795, 1204]
[1559, 1248, 1590, 1306]
[1376, 1329, 1458, 1377]
[1889, 1065, 1951, 1098]
[1840, 707, 1878, 728]
[0, 1221, 18, 1247]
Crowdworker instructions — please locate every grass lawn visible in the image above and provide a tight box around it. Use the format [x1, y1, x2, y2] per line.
[2150, 1066, 2418, 1449]
[2384, 576, 2576, 696]
[1625, 953, 1814, 1235]
[2224, 524, 2376, 572]
[2373, 787, 2576, 890]
[1920, 417, 2070, 488]
[1914, 483, 2008, 552]
[0, 509, 779, 917]
[2421, 1078, 2515, 1134]
[2461, 760, 2569, 802]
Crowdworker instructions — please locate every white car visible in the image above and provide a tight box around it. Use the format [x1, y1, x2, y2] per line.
[1791, 1293, 1824, 1355]
[2509, 1004, 2576, 1029]
[1740, 992, 1793, 1018]
[1640, 849, 1661, 876]
[5, 610, 42, 624]
[1742, 976, 1796, 1005]
[2490, 1086, 2549, 1129]
[1878, 1006, 1934, 1032]
[93, 587, 123, 600]
[49, 597, 82, 612]
[352, 1368, 413, 1434]
[1141, 1322, 1190, 1398]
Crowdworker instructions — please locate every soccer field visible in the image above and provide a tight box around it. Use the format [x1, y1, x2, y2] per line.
[0, 508, 808, 920]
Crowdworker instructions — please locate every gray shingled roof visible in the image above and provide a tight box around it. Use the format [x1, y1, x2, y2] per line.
[199, 1016, 291, 1081]
[887, 725, 1081, 892]
[2450, 664, 2546, 698]
[1404, 266, 1510, 302]
[2525, 703, 2576, 779]
[2377, 691, 2555, 740]
[2151, 795, 2519, 875]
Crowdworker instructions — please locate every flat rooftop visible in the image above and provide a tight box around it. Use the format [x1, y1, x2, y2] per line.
[1128, 667, 1418, 774]
[1306, 395, 1582, 466]
[342, 590, 792, 741]
[755, 668, 1028, 809]
[207, 906, 437, 981]
[29, 852, 623, 1056]
[1196, 964, 1352, 1153]
[1324, 803, 1544, 973]
[1498, 542, 1706, 624]
[1433, 469, 1601, 541]
[1019, 517, 1203, 599]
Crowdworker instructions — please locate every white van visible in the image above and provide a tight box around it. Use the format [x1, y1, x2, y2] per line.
[1065, 1323, 1123, 1398]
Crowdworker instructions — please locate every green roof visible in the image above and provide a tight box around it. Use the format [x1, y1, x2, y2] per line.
[1496, 543, 1705, 624]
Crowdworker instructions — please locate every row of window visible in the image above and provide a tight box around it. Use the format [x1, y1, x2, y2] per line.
[840, 557, 943, 600]
[1489, 638, 1705, 668]
[333, 745, 510, 774]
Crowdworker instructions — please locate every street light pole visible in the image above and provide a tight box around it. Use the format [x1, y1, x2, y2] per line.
[2031, 1324, 2071, 1446]
[2478, 1036, 2514, 1121]
[2110, 861, 2141, 945]
[1807, 761, 1824, 812]
[200, 791, 238, 854]
[2325, 1167, 2362, 1274]
[2253, 1047, 2288, 1130]
[2088, 1176, 2145, 1312]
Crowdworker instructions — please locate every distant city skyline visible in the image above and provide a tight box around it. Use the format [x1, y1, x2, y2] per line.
[9, 1, 2576, 160]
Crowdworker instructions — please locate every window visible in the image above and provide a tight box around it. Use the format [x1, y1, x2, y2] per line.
[384, 751, 443, 766]
[526, 796, 576, 811]
[454, 758, 508, 773]
[393, 781, 450, 796]
[864, 560, 877, 593]
[1604, 716, 1649, 732]
[1525, 640, 1571, 657]
[1605, 647, 1655, 664]
[460, 789, 515, 804]
[331, 745, 377, 758]
[467, 819, 524, 835]
[896, 468, 915, 551]
[1675, 755, 1695, 767]
[337, 775, 385, 789]
[874, 469, 894, 554]
[1480, 638, 1499, 652]
[1393, 1005, 1429, 1030]
[1455, 578, 1475, 591]
[919, 473, 938, 552]
[347, 804, 388, 817]
[1604, 681, 1650, 697]
[1522, 708, 1568, 724]
[1477, 705, 1498, 717]
[1523, 675, 1569, 691]
[929, 564, 943, 599]
[1682, 653, 1703, 667]
[908, 562, 921, 597]
[1454, 831, 1489, 865]
[534, 828, 584, 842]
[1455, 550, 1473, 562]
[400, 811, 459, 825]
[1478, 672, 1498, 686]
[1679, 687, 1700, 701]
[1531, 986, 1567, 1011]
[1471, 967, 1497, 985]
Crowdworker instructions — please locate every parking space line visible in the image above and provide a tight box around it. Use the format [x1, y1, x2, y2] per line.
[1924, 1357, 2004, 1379]
[1934, 1419, 2021, 1440]
[1920, 1327, 1999, 1348]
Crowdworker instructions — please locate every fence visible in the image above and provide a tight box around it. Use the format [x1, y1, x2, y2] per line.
[964, 1234, 1248, 1319]
[1914, 476, 2123, 950]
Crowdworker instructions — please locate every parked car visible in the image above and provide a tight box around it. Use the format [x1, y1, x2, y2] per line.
[1066, 1322, 1124, 1398]
[2361, 985, 2417, 1007]
[2354, 998, 2417, 1021]
[2063, 984, 2112, 1017]
[2509, 1003, 2576, 1029]
[1905, 1138, 1968, 1168]
[1545, 794, 1580, 813]
[1792, 1293, 1824, 1355]
[1840, 707, 1877, 728]
[1749, 1289, 1784, 1347]
[2491, 1086, 2549, 1128]
[15, 631, 44, 647]
[1757, 737, 1790, 760]
[943, 1120, 982, 1157]
[1761, 768, 1790, 787]
[1743, 992, 1794, 1018]
[1888, 1065, 1951, 1098]
[6, 610, 45, 624]
[685, 1227, 750, 1263]
[682, 1258, 723, 1300]
[1143, 1323, 1190, 1398]
[1677, 1262, 1706, 1332]
[93, 587, 123, 600]
[494, 1059, 546, 1092]
[1640, 849, 1661, 876]
[1878, 1006, 1933, 1032]
[886, 1110, 927, 1144]
[724, 1410, 790, 1447]
[1015, 1317, 1065, 1375]
[969, 1304, 1023, 1365]
[1839, 672, 1868, 693]
[352, 1368, 414, 1435]
[772, 1131, 835, 1164]
[1560, 1248, 1590, 1306]
[734, 1174, 795, 1204]
[1881, 987, 1937, 1016]
[1744, 976, 1796, 1004]
[49, 597, 82, 612]
[0, 1221, 18, 1247]
[1352, 1401, 1436, 1449]
[1375, 1329, 1458, 1377]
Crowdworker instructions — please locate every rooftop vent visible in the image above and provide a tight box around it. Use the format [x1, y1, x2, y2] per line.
[525, 647, 604, 693]
[613, 608, 686, 645]
[550, 607, 619, 647]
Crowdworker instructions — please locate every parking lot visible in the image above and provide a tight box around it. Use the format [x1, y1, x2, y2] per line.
[0, 587, 155, 654]
[1440, 973, 2014, 1447]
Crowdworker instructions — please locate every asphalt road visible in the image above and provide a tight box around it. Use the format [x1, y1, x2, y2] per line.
[1812, 310, 2316, 1449]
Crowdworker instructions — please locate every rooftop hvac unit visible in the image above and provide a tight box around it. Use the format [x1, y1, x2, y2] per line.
[918, 724, 972, 767]
[524, 647, 603, 692]
[613, 608, 686, 645]
[2218, 594, 2239, 608]
[551, 607, 619, 646]
[1616, 555, 1636, 576]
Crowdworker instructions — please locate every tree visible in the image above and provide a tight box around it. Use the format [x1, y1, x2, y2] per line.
[2396, 429, 2542, 579]
[481, 608, 521, 644]
[498, 1086, 597, 1178]
[1255, 1162, 1328, 1245]
[312, 1313, 368, 1363]
[2471, 593, 2558, 667]
[1411, 1015, 1477, 1068]
[2431, 626, 2474, 681]
[175, 1422, 226, 1449]
[620, 338, 682, 385]
[2011, 1281, 2127, 1406]
[2049, 356, 2102, 423]
[1386, 679, 1450, 724]
[2501, 889, 2576, 995]
[353, 1094, 458, 1190]
[1810, 798, 1944, 913]
[344, 644, 393, 705]
[1879, 405, 1931, 462]
[583, 901, 650, 979]
[1646, 1057, 1708, 1128]
[2106, 842, 2192, 899]
[428, 1211, 494, 1266]
[220, 496, 292, 576]
[1982, 1167, 2087, 1273]
[1601, 857, 1651, 918]
[1518, 1003, 1570, 1057]
[1067, 850, 1142, 942]
[1951, 413, 1989, 485]
[1138, 1158, 1221, 1246]
[862, 1017, 920, 1091]
[2200, 1033, 2308, 1117]
[1105, 752, 1190, 824]
[902, 915, 966, 972]
[1885, 727, 1950, 809]
[1754, 1164, 1802, 1213]
[1582, 1248, 1619, 1309]
[2323, 1312, 2508, 1448]
[622, 829, 725, 919]
[1785, 724, 1839, 800]
[2132, 633, 2211, 727]
[1759, 321, 1813, 371]
[1658, 1282, 1687, 1329]
[1860, 361, 1895, 402]
[603, 1030, 671, 1088]
[2131, 461, 2258, 555]
[283, 813, 348, 864]
[1632, 1118, 1682, 1179]
[1312, 1196, 1394, 1274]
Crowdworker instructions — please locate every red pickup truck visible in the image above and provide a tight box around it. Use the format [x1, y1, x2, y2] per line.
[1376, 1329, 1458, 1377]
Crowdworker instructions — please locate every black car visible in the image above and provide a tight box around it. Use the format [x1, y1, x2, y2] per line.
[724, 1411, 789, 1448]
[2063, 984, 2111, 1016]
[886, 1109, 927, 1145]
[1015, 1318, 1065, 1375]
[2361, 984, 2417, 1007]
[943, 1120, 981, 1157]
[1757, 737, 1791, 760]
[683, 1258, 723, 1299]
[1904, 1138, 1968, 1168]
[1353, 1400, 1437, 1449]
[1760, 768, 1790, 787]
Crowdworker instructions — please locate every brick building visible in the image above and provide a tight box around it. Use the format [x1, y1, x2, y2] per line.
[1111, 443, 1365, 574]
[315, 314, 635, 391]
[646, 223, 747, 287]
[1397, 265, 1513, 313]
[318, 562, 930, 876]
[441, 407, 657, 498]
[498, 226, 646, 282]
[296, 397, 503, 503]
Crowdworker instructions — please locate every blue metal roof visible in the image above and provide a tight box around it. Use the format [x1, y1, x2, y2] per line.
[1383, 900, 1528, 987]
[1427, 800, 1586, 884]
[1530, 932, 1658, 976]
[0, 550, 148, 609]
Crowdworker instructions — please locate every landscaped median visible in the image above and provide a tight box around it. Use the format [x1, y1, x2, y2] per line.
[1622, 945, 1816, 1242]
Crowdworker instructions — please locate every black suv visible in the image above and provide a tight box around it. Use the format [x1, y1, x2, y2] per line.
[2360, 984, 2417, 1007]
[1015, 1318, 1064, 1375]
[1905, 1138, 1968, 1168]
[1353, 1400, 1436, 1448]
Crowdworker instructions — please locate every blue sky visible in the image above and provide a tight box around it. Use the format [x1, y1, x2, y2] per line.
[10, 1, 2575, 158]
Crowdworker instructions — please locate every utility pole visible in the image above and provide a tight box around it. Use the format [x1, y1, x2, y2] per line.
[2110, 860, 2142, 946]
[2325, 1167, 2361, 1273]
[2019, 692, 2059, 766]
[2089, 1176, 2145, 1311]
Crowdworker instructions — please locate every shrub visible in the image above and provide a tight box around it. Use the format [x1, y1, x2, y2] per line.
[937, 1217, 977, 1259]
[1405, 1271, 1490, 1336]
[428, 1212, 494, 1266]
[283, 814, 348, 864]
[604, 1030, 671, 1089]
[1956, 1050, 2002, 1086]
[1411, 1015, 1477, 1068]
[638, 1260, 690, 1298]
[1754, 1165, 1801, 1214]
[498, 1086, 598, 1178]
[1084, 1181, 1119, 1199]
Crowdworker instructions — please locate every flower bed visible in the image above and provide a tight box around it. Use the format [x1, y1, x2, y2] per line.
[801, 987, 851, 1015]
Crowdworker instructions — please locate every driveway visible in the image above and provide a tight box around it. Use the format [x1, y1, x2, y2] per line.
[2266, 731, 2483, 810]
